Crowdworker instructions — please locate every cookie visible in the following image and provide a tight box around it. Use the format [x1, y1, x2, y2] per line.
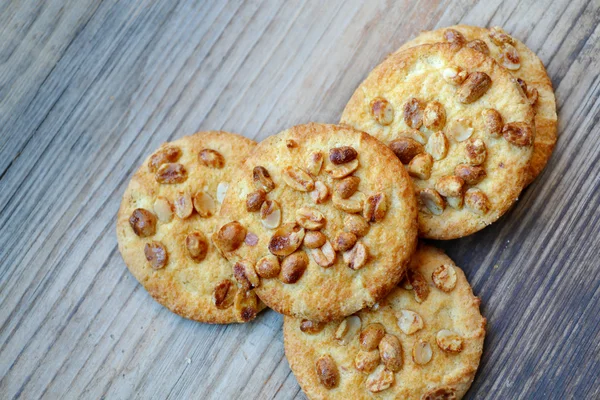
[216, 123, 418, 322]
[284, 244, 486, 399]
[117, 131, 265, 324]
[341, 43, 536, 239]
[395, 25, 557, 185]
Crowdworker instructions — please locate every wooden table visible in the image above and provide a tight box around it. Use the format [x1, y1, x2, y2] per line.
[1, 0, 598, 398]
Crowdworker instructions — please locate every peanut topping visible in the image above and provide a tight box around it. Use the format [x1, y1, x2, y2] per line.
[423, 101, 447, 131]
[306, 151, 324, 176]
[144, 241, 168, 269]
[501, 44, 521, 70]
[192, 192, 216, 217]
[310, 181, 330, 204]
[489, 26, 515, 46]
[280, 251, 308, 284]
[148, 145, 181, 172]
[343, 214, 370, 237]
[253, 166, 275, 192]
[399, 128, 427, 145]
[153, 197, 173, 223]
[355, 350, 381, 373]
[427, 131, 449, 161]
[326, 158, 359, 179]
[174, 192, 193, 219]
[432, 264, 457, 292]
[185, 231, 209, 262]
[359, 323, 386, 351]
[303, 231, 327, 249]
[335, 176, 360, 199]
[363, 193, 387, 223]
[198, 149, 225, 168]
[423, 387, 457, 400]
[446, 118, 473, 142]
[216, 182, 229, 203]
[260, 200, 282, 229]
[465, 138, 487, 165]
[155, 163, 187, 184]
[407, 269, 430, 303]
[412, 340, 433, 365]
[233, 259, 260, 290]
[268, 223, 305, 256]
[333, 231, 357, 252]
[309, 240, 336, 267]
[282, 166, 315, 191]
[379, 334, 403, 372]
[366, 365, 394, 393]
[403, 97, 424, 129]
[329, 146, 358, 165]
[466, 39, 490, 55]
[300, 320, 325, 334]
[527, 86, 539, 106]
[332, 191, 365, 214]
[129, 208, 157, 237]
[295, 207, 326, 230]
[389, 137, 424, 164]
[315, 355, 339, 390]
[256, 255, 280, 279]
[397, 309, 424, 335]
[502, 122, 533, 146]
[335, 315, 362, 345]
[370, 97, 395, 125]
[436, 330, 464, 353]
[464, 188, 490, 215]
[444, 28, 466, 48]
[286, 139, 298, 149]
[419, 188, 445, 216]
[482, 108, 503, 137]
[244, 232, 258, 247]
[246, 189, 266, 212]
[458, 72, 492, 104]
[343, 242, 369, 270]
[435, 176, 465, 198]
[234, 289, 259, 322]
[442, 66, 467, 85]
[454, 164, 486, 185]
[213, 279, 236, 309]
[408, 153, 434, 180]
[446, 195, 464, 210]
[212, 221, 246, 253]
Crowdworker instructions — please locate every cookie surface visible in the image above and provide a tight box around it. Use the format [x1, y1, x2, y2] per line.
[117, 131, 265, 324]
[284, 244, 486, 400]
[217, 123, 418, 322]
[341, 43, 535, 239]
[396, 25, 557, 185]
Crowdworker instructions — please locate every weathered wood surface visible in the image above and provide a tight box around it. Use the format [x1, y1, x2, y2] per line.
[0, 0, 598, 398]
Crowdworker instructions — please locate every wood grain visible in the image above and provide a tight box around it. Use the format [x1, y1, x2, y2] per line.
[0, 0, 598, 398]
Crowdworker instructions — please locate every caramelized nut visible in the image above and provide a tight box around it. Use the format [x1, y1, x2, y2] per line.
[329, 146, 358, 165]
[280, 251, 308, 284]
[435, 176, 465, 198]
[268, 223, 305, 256]
[355, 350, 381, 373]
[148, 146, 182, 173]
[198, 149, 225, 168]
[335, 176, 360, 199]
[303, 231, 327, 249]
[260, 200, 282, 229]
[333, 231, 357, 252]
[300, 319, 326, 334]
[309, 240, 336, 267]
[315, 355, 339, 389]
[216, 182, 229, 203]
[129, 208, 157, 237]
[489, 26, 515, 46]
[390, 137, 424, 164]
[447, 195, 464, 210]
[371, 97, 395, 125]
[436, 329, 464, 353]
[501, 44, 521, 70]
[412, 340, 433, 365]
[244, 232, 258, 246]
[482, 109, 503, 137]
[185, 231, 209, 262]
[446, 118, 473, 142]
[174, 192, 194, 219]
[427, 131, 449, 161]
[466, 39, 490, 55]
[359, 323, 385, 351]
[306, 151, 324, 176]
[253, 166, 275, 192]
[408, 153, 434, 180]
[419, 188, 445, 216]
[325, 159, 359, 179]
[295, 207, 326, 230]
[444, 28, 466, 48]
[527, 86, 539, 106]
[233, 259, 260, 290]
[335, 315, 362, 345]
[286, 139, 298, 149]
[397, 309, 424, 335]
[407, 269, 430, 303]
[423, 101, 447, 131]
[282, 166, 314, 191]
[454, 164, 486, 185]
[310, 181, 330, 204]
[332, 191, 365, 213]
[403, 97, 424, 129]
[246, 189, 266, 212]
[465, 138, 487, 165]
[432, 264, 457, 292]
[458, 72, 492, 104]
[156, 163, 187, 184]
[153, 197, 173, 223]
[144, 241, 168, 269]
[213, 279, 236, 309]
[234, 289, 259, 322]
[399, 128, 427, 145]
[442, 66, 467, 85]
[193, 192, 216, 217]
[256, 255, 280, 279]
[464, 188, 490, 215]
[366, 364, 394, 393]
[379, 334, 403, 372]
[502, 122, 533, 146]
[343, 214, 370, 237]
[212, 221, 246, 253]
[364, 193, 387, 223]
[343, 242, 369, 270]
[423, 387, 458, 400]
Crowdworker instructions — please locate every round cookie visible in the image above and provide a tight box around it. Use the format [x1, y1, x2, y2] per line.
[283, 244, 486, 400]
[341, 43, 536, 239]
[117, 131, 265, 324]
[395, 25, 557, 185]
[216, 123, 418, 322]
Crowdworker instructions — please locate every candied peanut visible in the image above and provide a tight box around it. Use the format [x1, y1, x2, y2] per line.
[193, 192, 216, 217]
[466, 39, 490, 55]
[282, 166, 314, 192]
[216, 181, 229, 203]
[458, 72, 492, 104]
[213, 279, 236, 309]
[364, 192, 387, 223]
[309, 240, 336, 267]
[335, 315, 361, 345]
[432, 264, 457, 292]
[268, 223, 305, 256]
[295, 207, 326, 230]
[148, 145, 181, 172]
[427, 131, 449, 161]
[464, 188, 490, 215]
[325, 159, 359, 179]
[355, 350, 380, 373]
[370, 97, 395, 125]
[306, 151, 324, 176]
[423, 101, 446, 131]
[489, 26, 515, 46]
[315, 355, 339, 389]
[435, 176, 465, 198]
[244, 232, 258, 247]
[359, 323, 385, 351]
[174, 192, 193, 219]
[129, 208, 157, 237]
[153, 197, 173, 223]
[501, 44, 521, 70]
[234, 289, 259, 322]
[403, 97, 424, 129]
[379, 334, 403, 372]
[303, 231, 327, 249]
[527, 86, 539, 106]
[442, 66, 467, 85]
[144, 241, 168, 269]
[408, 153, 433, 180]
[455, 164, 486, 185]
[444, 28, 466, 48]
[256, 255, 280, 279]
[436, 330, 464, 353]
[246, 189, 266, 212]
[310, 181, 330, 204]
[185, 231, 209, 262]
[233, 259, 260, 291]
[332, 191, 365, 214]
[286, 139, 298, 149]
[465, 138, 487, 165]
[329, 146, 358, 165]
[419, 188, 445, 216]
[335, 176, 360, 199]
[502, 122, 533, 146]
[399, 128, 427, 144]
[412, 340, 433, 365]
[423, 387, 458, 400]
[260, 200, 282, 229]
[198, 149, 225, 168]
[343, 214, 369, 237]
[333, 231, 357, 252]
[280, 251, 308, 284]
[390, 137, 424, 165]
[397, 309, 424, 335]
[343, 242, 368, 270]
[155, 163, 187, 184]
[300, 319, 326, 334]
[212, 221, 246, 253]
[366, 365, 394, 393]
[482, 109, 503, 137]
[253, 166, 275, 192]
[407, 269, 430, 303]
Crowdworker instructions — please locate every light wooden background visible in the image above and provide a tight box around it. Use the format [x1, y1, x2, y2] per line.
[1, 0, 599, 399]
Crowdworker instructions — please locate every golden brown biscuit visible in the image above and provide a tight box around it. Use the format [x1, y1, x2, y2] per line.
[341, 43, 535, 239]
[284, 244, 486, 399]
[217, 123, 418, 322]
[396, 25, 557, 185]
[117, 131, 265, 323]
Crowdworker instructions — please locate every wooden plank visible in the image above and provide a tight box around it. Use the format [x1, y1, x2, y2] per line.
[0, 0, 598, 398]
